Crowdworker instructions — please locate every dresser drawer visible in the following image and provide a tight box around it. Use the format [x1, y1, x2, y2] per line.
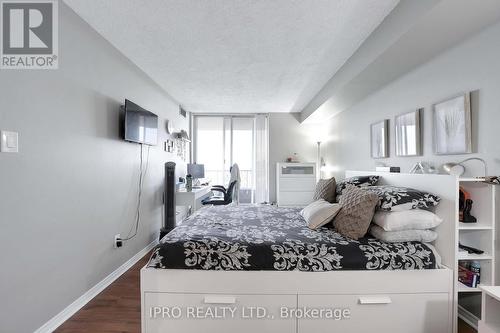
[144, 293, 296, 333]
[280, 164, 315, 176]
[279, 178, 316, 192]
[297, 293, 450, 333]
[278, 191, 314, 206]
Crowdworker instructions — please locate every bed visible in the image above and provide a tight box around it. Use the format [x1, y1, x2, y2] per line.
[148, 205, 440, 271]
[141, 171, 456, 333]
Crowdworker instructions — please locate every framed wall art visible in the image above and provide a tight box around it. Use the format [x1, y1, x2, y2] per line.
[433, 93, 472, 155]
[371, 119, 389, 159]
[395, 108, 422, 157]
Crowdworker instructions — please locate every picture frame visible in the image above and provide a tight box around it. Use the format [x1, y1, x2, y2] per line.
[433, 93, 472, 155]
[371, 119, 389, 159]
[395, 108, 422, 157]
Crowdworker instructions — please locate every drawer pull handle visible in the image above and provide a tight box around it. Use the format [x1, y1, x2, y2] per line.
[204, 296, 236, 304]
[358, 296, 392, 305]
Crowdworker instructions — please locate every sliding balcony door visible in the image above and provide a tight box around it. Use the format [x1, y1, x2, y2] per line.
[194, 116, 226, 185]
[193, 115, 268, 204]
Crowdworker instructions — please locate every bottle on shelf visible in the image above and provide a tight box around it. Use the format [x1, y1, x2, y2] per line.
[470, 261, 481, 284]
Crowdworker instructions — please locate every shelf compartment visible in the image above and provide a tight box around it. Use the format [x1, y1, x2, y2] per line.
[458, 303, 480, 331]
[458, 260, 493, 287]
[458, 181, 494, 227]
[459, 229, 493, 258]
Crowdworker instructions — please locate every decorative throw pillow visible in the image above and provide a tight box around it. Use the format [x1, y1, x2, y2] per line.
[370, 225, 438, 243]
[336, 175, 380, 196]
[373, 210, 443, 231]
[332, 184, 379, 240]
[300, 199, 342, 230]
[313, 177, 336, 203]
[365, 185, 441, 212]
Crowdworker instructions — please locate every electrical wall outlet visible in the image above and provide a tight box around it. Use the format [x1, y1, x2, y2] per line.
[114, 234, 123, 248]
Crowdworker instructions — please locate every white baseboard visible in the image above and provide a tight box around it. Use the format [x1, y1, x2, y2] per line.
[34, 239, 158, 333]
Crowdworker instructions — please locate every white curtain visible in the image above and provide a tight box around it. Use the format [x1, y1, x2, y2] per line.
[254, 114, 269, 203]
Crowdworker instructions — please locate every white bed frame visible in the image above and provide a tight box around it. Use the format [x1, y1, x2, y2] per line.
[141, 171, 457, 333]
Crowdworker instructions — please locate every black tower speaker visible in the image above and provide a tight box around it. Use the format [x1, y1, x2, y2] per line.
[160, 162, 176, 240]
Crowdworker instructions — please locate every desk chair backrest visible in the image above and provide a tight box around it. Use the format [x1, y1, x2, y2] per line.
[225, 180, 238, 203]
[229, 163, 241, 204]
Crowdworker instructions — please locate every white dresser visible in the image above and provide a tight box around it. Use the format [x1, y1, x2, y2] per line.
[276, 162, 316, 207]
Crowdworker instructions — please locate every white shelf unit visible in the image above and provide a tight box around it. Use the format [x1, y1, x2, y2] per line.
[455, 178, 498, 331]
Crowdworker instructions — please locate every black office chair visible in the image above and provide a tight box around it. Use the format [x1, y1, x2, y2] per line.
[202, 180, 238, 206]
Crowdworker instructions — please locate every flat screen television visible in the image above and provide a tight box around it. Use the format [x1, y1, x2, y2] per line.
[124, 99, 158, 146]
[187, 163, 205, 179]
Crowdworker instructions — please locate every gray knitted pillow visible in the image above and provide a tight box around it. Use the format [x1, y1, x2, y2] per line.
[333, 184, 379, 240]
[313, 177, 336, 203]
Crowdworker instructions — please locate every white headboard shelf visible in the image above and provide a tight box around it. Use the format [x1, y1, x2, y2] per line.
[346, 171, 457, 270]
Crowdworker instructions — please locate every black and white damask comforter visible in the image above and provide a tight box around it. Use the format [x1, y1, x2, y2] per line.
[148, 205, 439, 271]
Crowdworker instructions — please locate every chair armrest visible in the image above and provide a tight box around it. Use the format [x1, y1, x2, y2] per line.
[211, 188, 226, 194]
[211, 185, 226, 192]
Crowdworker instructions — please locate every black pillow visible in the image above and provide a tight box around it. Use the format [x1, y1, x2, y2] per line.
[336, 175, 380, 196]
[364, 185, 441, 212]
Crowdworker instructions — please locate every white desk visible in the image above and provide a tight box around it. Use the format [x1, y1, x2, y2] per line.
[479, 286, 500, 333]
[176, 185, 212, 216]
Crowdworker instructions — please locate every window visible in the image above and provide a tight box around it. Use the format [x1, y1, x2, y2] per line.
[193, 115, 268, 203]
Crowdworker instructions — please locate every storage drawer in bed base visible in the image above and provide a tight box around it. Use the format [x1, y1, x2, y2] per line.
[141, 268, 453, 333]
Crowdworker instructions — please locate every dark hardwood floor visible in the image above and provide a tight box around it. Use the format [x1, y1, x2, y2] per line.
[55, 251, 477, 333]
[458, 319, 477, 333]
[54, 252, 151, 333]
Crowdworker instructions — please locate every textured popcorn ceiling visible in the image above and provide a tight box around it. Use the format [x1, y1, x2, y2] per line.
[64, 0, 398, 113]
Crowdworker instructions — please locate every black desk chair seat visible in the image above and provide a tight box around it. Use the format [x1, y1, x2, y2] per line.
[202, 181, 238, 206]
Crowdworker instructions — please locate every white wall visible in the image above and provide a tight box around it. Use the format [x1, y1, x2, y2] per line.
[0, 3, 187, 333]
[268, 113, 319, 202]
[317, 19, 500, 180]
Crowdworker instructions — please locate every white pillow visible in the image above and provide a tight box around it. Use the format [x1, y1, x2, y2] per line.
[300, 200, 342, 230]
[373, 210, 443, 232]
[370, 225, 438, 243]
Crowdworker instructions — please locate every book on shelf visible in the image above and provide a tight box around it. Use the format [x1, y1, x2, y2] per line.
[458, 261, 480, 288]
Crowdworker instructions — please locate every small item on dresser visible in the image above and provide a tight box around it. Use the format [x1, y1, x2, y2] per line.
[313, 177, 336, 203]
[285, 152, 300, 163]
[300, 200, 342, 230]
[370, 225, 438, 243]
[365, 185, 441, 212]
[333, 184, 379, 240]
[373, 210, 443, 231]
[459, 187, 477, 223]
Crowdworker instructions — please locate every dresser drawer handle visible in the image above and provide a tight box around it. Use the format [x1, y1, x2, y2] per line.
[204, 296, 236, 304]
[358, 296, 392, 305]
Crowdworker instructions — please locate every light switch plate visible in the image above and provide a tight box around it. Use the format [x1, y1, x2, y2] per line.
[1, 131, 19, 153]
